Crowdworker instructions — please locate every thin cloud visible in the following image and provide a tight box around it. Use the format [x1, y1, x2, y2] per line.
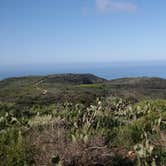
[96, 0, 138, 12]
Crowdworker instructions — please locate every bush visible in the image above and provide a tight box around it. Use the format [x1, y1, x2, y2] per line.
[0, 128, 34, 166]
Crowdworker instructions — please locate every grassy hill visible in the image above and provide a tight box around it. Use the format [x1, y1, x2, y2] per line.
[43, 73, 107, 84]
[109, 77, 166, 88]
[0, 74, 165, 105]
[0, 73, 166, 166]
[0, 73, 106, 88]
[108, 77, 166, 100]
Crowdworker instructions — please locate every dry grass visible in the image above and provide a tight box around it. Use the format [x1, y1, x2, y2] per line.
[27, 119, 136, 166]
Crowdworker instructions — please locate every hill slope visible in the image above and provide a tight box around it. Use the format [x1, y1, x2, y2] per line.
[109, 77, 166, 88]
[43, 73, 107, 84]
[0, 74, 165, 105]
[0, 74, 106, 88]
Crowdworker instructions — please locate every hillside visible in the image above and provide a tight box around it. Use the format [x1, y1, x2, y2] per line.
[43, 73, 107, 84]
[108, 77, 166, 100]
[109, 77, 166, 88]
[0, 73, 106, 88]
[0, 74, 165, 105]
[0, 74, 166, 166]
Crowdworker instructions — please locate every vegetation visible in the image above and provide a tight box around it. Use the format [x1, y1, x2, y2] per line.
[0, 74, 165, 165]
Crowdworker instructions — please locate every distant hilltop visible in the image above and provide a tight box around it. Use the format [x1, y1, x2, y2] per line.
[0, 73, 166, 105]
[1, 73, 165, 86]
[0, 73, 107, 86]
[44, 73, 107, 84]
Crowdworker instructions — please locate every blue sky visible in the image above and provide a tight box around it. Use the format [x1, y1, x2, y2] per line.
[1, 0, 166, 66]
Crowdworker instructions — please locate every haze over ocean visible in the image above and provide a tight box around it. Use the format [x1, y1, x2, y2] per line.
[1, 61, 166, 80]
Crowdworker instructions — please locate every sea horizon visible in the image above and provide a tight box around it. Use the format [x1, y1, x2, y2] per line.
[1, 60, 166, 80]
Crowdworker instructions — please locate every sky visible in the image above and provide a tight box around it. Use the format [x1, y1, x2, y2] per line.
[1, 0, 166, 67]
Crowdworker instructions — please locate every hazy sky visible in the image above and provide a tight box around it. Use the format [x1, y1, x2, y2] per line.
[1, 0, 166, 66]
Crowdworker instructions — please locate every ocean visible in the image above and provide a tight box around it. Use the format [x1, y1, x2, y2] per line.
[1, 61, 166, 80]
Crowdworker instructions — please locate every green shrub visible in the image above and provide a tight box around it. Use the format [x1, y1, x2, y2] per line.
[0, 128, 34, 166]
